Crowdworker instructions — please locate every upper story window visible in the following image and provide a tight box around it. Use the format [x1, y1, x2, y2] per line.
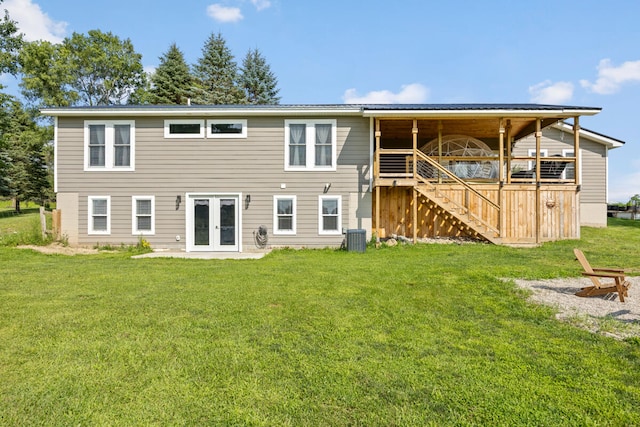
[164, 119, 205, 138]
[284, 119, 337, 171]
[207, 119, 247, 138]
[85, 120, 135, 171]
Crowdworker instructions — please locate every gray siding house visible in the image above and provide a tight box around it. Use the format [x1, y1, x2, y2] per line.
[44, 104, 622, 251]
[48, 105, 373, 251]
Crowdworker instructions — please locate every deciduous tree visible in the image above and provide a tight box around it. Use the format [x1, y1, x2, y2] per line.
[0, 0, 23, 87]
[19, 29, 148, 107]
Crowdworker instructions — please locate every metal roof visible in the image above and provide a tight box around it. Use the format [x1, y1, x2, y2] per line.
[42, 103, 602, 118]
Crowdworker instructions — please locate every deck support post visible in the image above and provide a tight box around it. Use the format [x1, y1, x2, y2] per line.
[505, 120, 512, 184]
[535, 118, 541, 244]
[437, 121, 443, 184]
[573, 117, 580, 186]
[498, 118, 505, 237]
[375, 118, 381, 246]
[574, 116, 581, 239]
[412, 187, 418, 244]
[412, 119, 418, 244]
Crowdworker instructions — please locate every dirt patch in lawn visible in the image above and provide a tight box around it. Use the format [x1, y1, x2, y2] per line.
[17, 243, 101, 255]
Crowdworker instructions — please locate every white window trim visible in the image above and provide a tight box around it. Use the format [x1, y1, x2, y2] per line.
[273, 195, 297, 235]
[527, 148, 548, 170]
[284, 119, 337, 171]
[164, 119, 205, 139]
[318, 195, 342, 235]
[207, 119, 247, 139]
[132, 196, 155, 236]
[562, 148, 582, 181]
[84, 120, 135, 171]
[88, 196, 111, 235]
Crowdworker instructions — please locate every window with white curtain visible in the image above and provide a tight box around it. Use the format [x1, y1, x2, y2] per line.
[88, 196, 110, 235]
[285, 119, 336, 171]
[273, 196, 296, 234]
[85, 120, 135, 171]
[132, 196, 155, 235]
[318, 195, 341, 235]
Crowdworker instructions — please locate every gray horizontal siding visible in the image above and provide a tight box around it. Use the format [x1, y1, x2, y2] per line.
[57, 116, 371, 249]
[513, 127, 607, 204]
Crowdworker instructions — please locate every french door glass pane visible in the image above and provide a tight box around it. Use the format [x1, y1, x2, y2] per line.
[194, 199, 210, 246]
[219, 199, 236, 246]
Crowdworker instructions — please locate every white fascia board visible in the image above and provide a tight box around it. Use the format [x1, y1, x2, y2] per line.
[362, 108, 601, 118]
[553, 122, 625, 149]
[41, 106, 364, 117]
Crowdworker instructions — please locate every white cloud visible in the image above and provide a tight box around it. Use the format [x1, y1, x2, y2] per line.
[4, 0, 67, 43]
[528, 80, 574, 104]
[250, 0, 271, 11]
[580, 59, 640, 95]
[342, 83, 429, 104]
[207, 4, 244, 23]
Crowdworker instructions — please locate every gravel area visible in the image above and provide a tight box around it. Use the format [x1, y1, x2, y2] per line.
[511, 276, 640, 339]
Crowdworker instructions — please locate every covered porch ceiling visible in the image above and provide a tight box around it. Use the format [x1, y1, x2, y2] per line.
[364, 104, 601, 148]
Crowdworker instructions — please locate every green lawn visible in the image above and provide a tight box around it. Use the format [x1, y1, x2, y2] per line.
[1, 217, 639, 425]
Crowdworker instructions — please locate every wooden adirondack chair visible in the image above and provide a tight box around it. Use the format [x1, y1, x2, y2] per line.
[574, 248, 631, 302]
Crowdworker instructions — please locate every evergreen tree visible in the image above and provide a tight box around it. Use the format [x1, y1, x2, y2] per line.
[0, 98, 51, 212]
[239, 48, 280, 105]
[192, 32, 245, 104]
[150, 43, 192, 104]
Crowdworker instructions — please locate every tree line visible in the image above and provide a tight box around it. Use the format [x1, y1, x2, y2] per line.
[0, 0, 280, 211]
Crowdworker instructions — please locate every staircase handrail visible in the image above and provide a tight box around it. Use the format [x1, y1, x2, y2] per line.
[415, 150, 500, 211]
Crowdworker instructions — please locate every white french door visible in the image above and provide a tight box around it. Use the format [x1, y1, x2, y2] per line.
[187, 194, 240, 252]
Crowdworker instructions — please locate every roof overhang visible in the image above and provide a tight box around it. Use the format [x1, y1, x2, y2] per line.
[41, 105, 365, 117]
[361, 105, 601, 119]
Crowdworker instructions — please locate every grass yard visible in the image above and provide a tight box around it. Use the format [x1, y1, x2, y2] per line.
[0, 216, 639, 425]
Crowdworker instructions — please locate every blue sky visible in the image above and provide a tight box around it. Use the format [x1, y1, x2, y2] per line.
[3, 0, 639, 202]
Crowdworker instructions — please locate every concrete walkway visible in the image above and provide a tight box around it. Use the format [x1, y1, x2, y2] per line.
[132, 250, 269, 260]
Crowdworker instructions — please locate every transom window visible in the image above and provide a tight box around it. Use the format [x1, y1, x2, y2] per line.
[285, 119, 337, 171]
[318, 195, 342, 235]
[164, 119, 205, 138]
[273, 196, 296, 235]
[84, 121, 135, 171]
[88, 196, 110, 235]
[207, 119, 247, 138]
[132, 196, 155, 235]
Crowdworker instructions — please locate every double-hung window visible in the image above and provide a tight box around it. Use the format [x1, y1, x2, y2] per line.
[273, 196, 296, 235]
[85, 121, 135, 171]
[562, 149, 576, 181]
[132, 196, 155, 235]
[88, 196, 110, 235]
[285, 119, 336, 171]
[318, 195, 342, 235]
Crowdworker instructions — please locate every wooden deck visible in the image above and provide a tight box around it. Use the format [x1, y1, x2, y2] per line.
[372, 116, 583, 245]
[373, 183, 579, 245]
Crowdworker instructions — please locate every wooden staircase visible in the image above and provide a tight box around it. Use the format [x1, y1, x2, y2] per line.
[414, 182, 501, 244]
[412, 150, 501, 244]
